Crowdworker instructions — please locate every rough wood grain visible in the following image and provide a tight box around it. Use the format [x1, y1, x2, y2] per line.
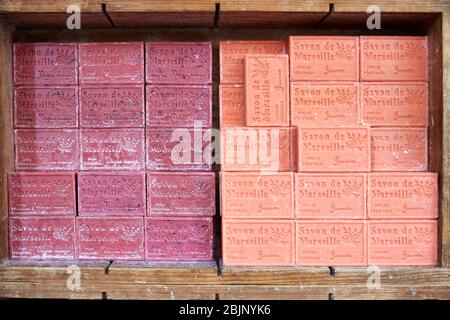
[332, 285, 450, 300]
[217, 285, 330, 300]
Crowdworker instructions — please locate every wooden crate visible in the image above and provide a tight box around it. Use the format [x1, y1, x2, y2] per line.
[0, 0, 449, 300]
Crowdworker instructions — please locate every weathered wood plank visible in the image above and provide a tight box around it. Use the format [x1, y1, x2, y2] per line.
[106, 285, 217, 300]
[332, 285, 450, 300]
[217, 285, 330, 300]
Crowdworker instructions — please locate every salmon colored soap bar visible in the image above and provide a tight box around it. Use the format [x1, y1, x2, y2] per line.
[289, 36, 359, 81]
[371, 128, 427, 171]
[245, 54, 289, 126]
[295, 173, 366, 219]
[219, 84, 245, 127]
[296, 220, 367, 266]
[291, 82, 359, 127]
[297, 127, 370, 172]
[368, 173, 438, 219]
[360, 36, 428, 81]
[360, 82, 428, 127]
[219, 40, 286, 84]
[222, 220, 295, 266]
[368, 220, 437, 266]
[220, 172, 294, 219]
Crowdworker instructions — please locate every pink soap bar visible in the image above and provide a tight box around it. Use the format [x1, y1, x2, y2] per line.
[145, 217, 213, 261]
[9, 216, 75, 260]
[78, 172, 146, 216]
[147, 172, 215, 216]
[13, 43, 78, 85]
[14, 86, 78, 128]
[15, 129, 79, 171]
[368, 220, 437, 266]
[146, 128, 212, 171]
[80, 85, 145, 128]
[8, 172, 76, 216]
[80, 129, 145, 170]
[146, 42, 212, 84]
[296, 221, 367, 266]
[76, 217, 144, 260]
[146, 85, 212, 128]
[79, 42, 144, 84]
[219, 84, 245, 127]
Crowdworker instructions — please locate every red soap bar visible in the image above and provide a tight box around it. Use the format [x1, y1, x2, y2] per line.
[78, 172, 146, 216]
[360, 82, 428, 126]
[368, 173, 438, 219]
[13, 43, 78, 85]
[15, 129, 79, 171]
[8, 172, 76, 216]
[371, 128, 427, 171]
[80, 85, 145, 128]
[146, 85, 212, 128]
[289, 36, 359, 81]
[79, 42, 144, 84]
[147, 172, 215, 216]
[295, 173, 366, 219]
[145, 217, 213, 261]
[298, 127, 370, 172]
[76, 217, 144, 260]
[290, 82, 359, 127]
[80, 129, 145, 170]
[146, 128, 212, 171]
[219, 84, 245, 127]
[220, 172, 294, 219]
[146, 42, 212, 84]
[296, 221, 367, 266]
[360, 36, 428, 81]
[368, 220, 437, 266]
[9, 216, 75, 260]
[14, 86, 78, 128]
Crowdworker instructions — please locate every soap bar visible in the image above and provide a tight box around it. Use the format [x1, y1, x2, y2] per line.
[360, 82, 428, 126]
[219, 40, 286, 83]
[147, 172, 215, 216]
[297, 127, 370, 172]
[290, 82, 359, 127]
[146, 42, 212, 84]
[360, 36, 428, 81]
[368, 220, 437, 266]
[145, 217, 213, 261]
[9, 216, 75, 260]
[14, 86, 78, 128]
[15, 129, 79, 171]
[13, 43, 78, 85]
[371, 128, 427, 171]
[79, 42, 144, 84]
[78, 172, 146, 216]
[76, 217, 144, 260]
[80, 86, 145, 128]
[8, 172, 76, 216]
[296, 221, 367, 266]
[219, 84, 245, 127]
[80, 129, 145, 170]
[222, 220, 295, 266]
[368, 173, 438, 219]
[146, 85, 212, 128]
[245, 54, 289, 126]
[295, 173, 366, 219]
[289, 36, 359, 81]
[220, 172, 294, 219]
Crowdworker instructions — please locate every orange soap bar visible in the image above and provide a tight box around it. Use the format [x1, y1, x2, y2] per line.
[360, 82, 428, 127]
[368, 220, 437, 266]
[291, 82, 359, 127]
[295, 173, 366, 219]
[296, 221, 367, 266]
[371, 128, 427, 171]
[222, 220, 295, 266]
[219, 84, 245, 127]
[221, 126, 291, 172]
[368, 173, 438, 219]
[360, 36, 428, 81]
[219, 40, 286, 84]
[298, 127, 370, 172]
[221, 172, 294, 219]
[289, 36, 359, 81]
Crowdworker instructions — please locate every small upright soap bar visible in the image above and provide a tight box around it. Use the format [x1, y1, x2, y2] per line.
[219, 84, 245, 127]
